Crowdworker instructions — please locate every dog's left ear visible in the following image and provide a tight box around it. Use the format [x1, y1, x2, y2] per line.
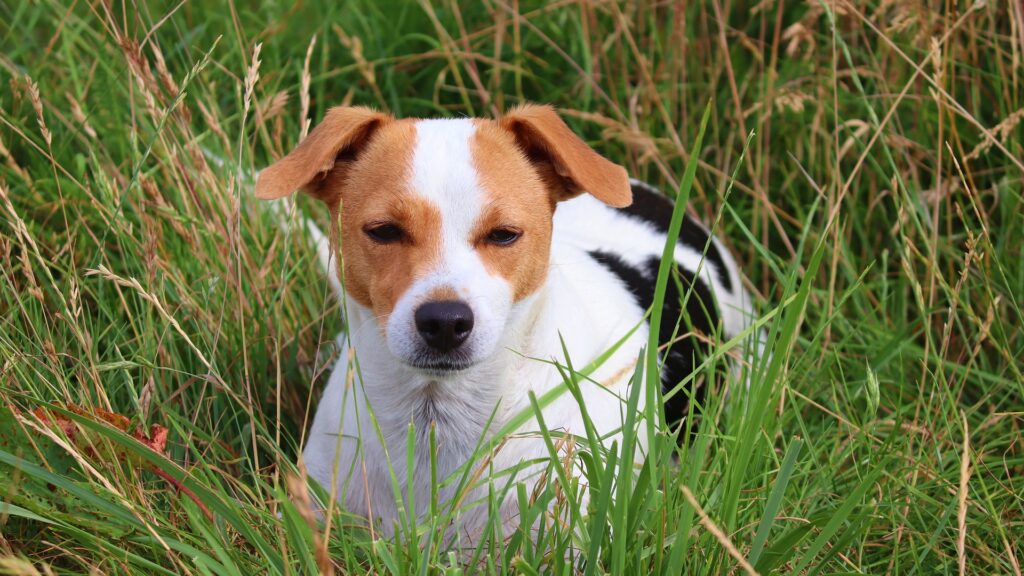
[255, 106, 391, 203]
[499, 104, 631, 208]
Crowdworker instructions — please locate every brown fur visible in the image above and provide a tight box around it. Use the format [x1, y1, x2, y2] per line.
[470, 121, 555, 301]
[498, 104, 632, 208]
[255, 106, 392, 203]
[255, 105, 634, 323]
[332, 121, 442, 319]
[256, 115, 441, 322]
[426, 286, 460, 301]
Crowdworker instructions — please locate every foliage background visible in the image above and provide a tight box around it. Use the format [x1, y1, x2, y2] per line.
[0, 0, 1022, 573]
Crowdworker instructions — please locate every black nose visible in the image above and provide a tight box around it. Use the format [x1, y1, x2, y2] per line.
[415, 301, 474, 353]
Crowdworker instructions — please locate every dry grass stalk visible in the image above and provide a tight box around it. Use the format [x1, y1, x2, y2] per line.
[0, 132, 34, 188]
[195, 99, 230, 151]
[957, 411, 970, 576]
[680, 486, 760, 576]
[151, 43, 180, 98]
[118, 37, 164, 123]
[0, 182, 45, 303]
[256, 90, 290, 128]
[85, 265, 213, 371]
[243, 43, 263, 118]
[286, 470, 334, 576]
[25, 79, 51, 148]
[0, 557, 56, 576]
[1005, 538, 1022, 576]
[300, 35, 317, 140]
[333, 24, 387, 109]
[64, 92, 97, 139]
[966, 107, 1024, 160]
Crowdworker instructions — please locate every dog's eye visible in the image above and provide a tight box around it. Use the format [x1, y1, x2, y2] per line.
[364, 223, 404, 244]
[486, 227, 521, 246]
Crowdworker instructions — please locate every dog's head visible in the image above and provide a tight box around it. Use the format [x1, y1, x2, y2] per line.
[256, 105, 630, 376]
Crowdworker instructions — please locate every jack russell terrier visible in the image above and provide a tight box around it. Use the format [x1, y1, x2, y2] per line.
[255, 104, 758, 540]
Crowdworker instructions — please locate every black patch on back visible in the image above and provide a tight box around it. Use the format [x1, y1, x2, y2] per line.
[656, 260, 717, 433]
[586, 250, 720, 434]
[621, 181, 733, 292]
[620, 181, 676, 233]
[587, 251, 650, 303]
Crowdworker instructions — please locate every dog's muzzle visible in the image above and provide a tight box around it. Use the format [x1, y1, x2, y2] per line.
[414, 300, 475, 353]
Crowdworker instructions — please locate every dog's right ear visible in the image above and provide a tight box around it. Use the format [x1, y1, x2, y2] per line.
[255, 106, 391, 203]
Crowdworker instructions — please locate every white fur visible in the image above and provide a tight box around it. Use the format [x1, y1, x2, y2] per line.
[298, 120, 760, 543]
[384, 119, 512, 369]
[558, 187, 758, 348]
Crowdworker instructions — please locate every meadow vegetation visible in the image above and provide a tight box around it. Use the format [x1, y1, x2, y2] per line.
[0, 0, 1022, 573]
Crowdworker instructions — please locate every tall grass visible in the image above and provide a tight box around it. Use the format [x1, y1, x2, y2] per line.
[1, 0, 1022, 573]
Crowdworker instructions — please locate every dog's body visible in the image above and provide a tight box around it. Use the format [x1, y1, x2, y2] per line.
[256, 106, 758, 540]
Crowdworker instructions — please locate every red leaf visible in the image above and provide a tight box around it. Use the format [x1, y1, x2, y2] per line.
[31, 407, 76, 439]
[29, 404, 208, 519]
[133, 424, 169, 455]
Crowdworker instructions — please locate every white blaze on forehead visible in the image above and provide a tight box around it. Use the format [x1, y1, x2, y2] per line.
[386, 118, 514, 366]
[411, 118, 484, 255]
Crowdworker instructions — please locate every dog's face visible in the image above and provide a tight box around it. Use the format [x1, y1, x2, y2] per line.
[256, 105, 630, 376]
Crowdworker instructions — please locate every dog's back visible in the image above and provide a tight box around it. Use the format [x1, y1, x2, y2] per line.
[553, 179, 758, 426]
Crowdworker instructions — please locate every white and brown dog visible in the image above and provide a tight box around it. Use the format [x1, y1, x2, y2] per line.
[256, 105, 758, 539]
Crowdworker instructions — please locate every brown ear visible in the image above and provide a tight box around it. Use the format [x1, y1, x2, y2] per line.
[499, 104, 631, 208]
[255, 106, 391, 202]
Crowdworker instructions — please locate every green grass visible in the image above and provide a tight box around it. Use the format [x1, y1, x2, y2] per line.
[1, 0, 1022, 573]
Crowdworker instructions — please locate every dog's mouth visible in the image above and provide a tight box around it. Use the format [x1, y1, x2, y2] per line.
[407, 352, 476, 376]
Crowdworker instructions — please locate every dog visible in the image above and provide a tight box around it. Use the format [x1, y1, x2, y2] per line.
[255, 104, 759, 541]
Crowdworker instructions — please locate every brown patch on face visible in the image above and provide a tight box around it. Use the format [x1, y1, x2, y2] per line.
[325, 120, 444, 322]
[425, 286, 459, 302]
[470, 121, 555, 301]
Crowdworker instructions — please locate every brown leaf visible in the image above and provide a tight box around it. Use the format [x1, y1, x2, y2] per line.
[32, 403, 166, 460]
[68, 404, 130, 432]
[134, 424, 169, 455]
[29, 404, 208, 518]
[32, 407, 77, 439]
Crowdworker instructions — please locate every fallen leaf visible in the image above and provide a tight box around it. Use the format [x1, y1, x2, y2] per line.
[25, 404, 207, 519]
